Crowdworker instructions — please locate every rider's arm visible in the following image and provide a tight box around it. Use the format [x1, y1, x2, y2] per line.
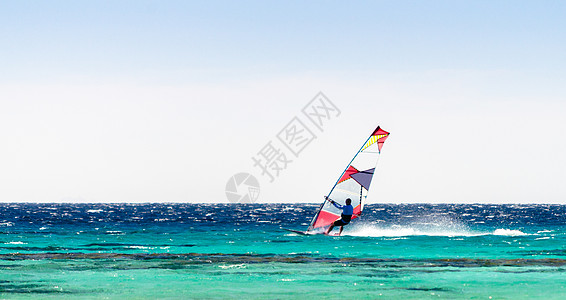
[329, 199, 343, 209]
[325, 196, 343, 209]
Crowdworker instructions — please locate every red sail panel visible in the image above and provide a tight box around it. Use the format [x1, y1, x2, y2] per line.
[376, 128, 390, 152]
[312, 210, 340, 228]
[371, 126, 389, 136]
[312, 204, 363, 229]
[353, 204, 361, 217]
[337, 166, 359, 184]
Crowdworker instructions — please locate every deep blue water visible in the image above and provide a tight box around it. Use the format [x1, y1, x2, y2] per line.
[3, 203, 565, 232]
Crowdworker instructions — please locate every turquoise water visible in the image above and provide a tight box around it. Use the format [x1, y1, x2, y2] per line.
[1, 203, 565, 299]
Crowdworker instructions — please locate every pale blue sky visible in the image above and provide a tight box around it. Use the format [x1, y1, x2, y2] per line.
[3, 1, 565, 81]
[1, 1, 565, 203]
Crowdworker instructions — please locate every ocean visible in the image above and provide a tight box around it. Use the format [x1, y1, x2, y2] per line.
[1, 203, 565, 299]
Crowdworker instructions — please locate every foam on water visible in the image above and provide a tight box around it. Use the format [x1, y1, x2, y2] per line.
[345, 224, 483, 237]
[345, 215, 484, 237]
[4, 241, 26, 245]
[492, 228, 528, 236]
[345, 225, 531, 237]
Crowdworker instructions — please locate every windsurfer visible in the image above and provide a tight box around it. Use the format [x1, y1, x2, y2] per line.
[325, 198, 354, 235]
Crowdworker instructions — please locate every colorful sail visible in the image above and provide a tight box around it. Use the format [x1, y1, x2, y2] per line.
[307, 126, 390, 232]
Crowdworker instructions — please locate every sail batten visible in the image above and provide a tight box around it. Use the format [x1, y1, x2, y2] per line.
[306, 126, 390, 232]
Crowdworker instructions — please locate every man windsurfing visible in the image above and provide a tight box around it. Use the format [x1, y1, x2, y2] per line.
[325, 198, 354, 235]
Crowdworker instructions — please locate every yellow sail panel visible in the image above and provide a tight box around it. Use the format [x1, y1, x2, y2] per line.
[361, 134, 387, 151]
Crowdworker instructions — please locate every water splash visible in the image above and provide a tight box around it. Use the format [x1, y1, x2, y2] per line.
[344, 224, 483, 237]
[345, 215, 483, 237]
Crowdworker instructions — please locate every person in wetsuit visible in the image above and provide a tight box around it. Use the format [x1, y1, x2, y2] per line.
[325, 198, 354, 235]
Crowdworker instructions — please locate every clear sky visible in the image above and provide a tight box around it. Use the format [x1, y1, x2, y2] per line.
[1, 1, 565, 203]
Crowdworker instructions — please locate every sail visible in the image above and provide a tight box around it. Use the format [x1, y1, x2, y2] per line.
[307, 126, 390, 232]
